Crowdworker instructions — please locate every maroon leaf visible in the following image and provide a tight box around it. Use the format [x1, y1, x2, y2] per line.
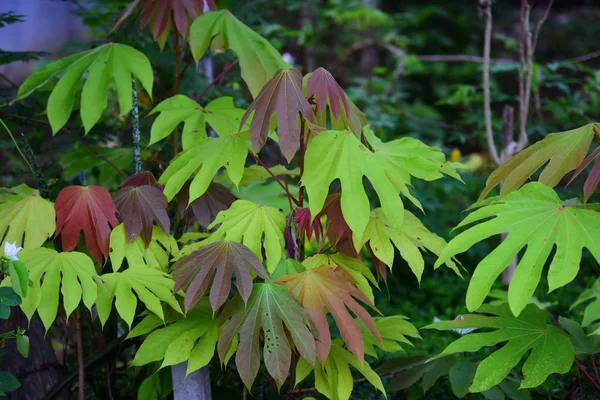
[122, 171, 158, 188]
[113, 185, 170, 245]
[284, 225, 297, 259]
[55, 186, 119, 263]
[294, 207, 323, 243]
[318, 193, 357, 256]
[173, 240, 268, 312]
[584, 158, 600, 202]
[306, 67, 351, 120]
[178, 181, 236, 227]
[240, 69, 315, 162]
[138, 0, 215, 40]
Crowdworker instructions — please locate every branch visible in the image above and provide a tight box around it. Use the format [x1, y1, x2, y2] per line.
[195, 59, 239, 102]
[568, 50, 600, 64]
[75, 315, 85, 400]
[249, 150, 301, 206]
[480, 0, 501, 166]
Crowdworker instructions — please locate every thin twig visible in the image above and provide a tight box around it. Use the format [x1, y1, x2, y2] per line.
[259, 367, 279, 393]
[85, 145, 126, 179]
[0, 72, 18, 88]
[195, 60, 239, 102]
[75, 315, 85, 400]
[568, 50, 600, 63]
[480, 0, 501, 166]
[0, 117, 35, 175]
[249, 151, 301, 206]
[590, 354, 600, 384]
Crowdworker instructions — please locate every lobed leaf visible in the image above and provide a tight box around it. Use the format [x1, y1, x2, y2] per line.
[179, 200, 286, 273]
[131, 299, 219, 375]
[96, 267, 182, 328]
[276, 264, 381, 362]
[240, 68, 315, 162]
[109, 223, 178, 272]
[570, 278, 600, 333]
[362, 209, 461, 282]
[149, 95, 246, 149]
[16, 43, 153, 133]
[158, 132, 249, 202]
[55, 185, 119, 264]
[172, 240, 268, 312]
[480, 123, 600, 200]
[113, 185, 170, 245]
[189, 10, 290, 97]
[0, 188, 55, 249]
[424, 303, 574, 392]
[217, 283, 318, 390]
[435, 182, 600, 315]
[295, 342, 385, 400]
[18, 248, 98, 331]
[177, 181, 236, 227]
[303, 129, 404, 245]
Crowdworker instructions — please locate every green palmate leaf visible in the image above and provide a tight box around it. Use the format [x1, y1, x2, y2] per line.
[570, 278, 600, 333]
[131, 299, 220, 375]
[363, 209, 460, 282]
[149, 95, 246, 149]
[109, 224, 178, 272]
[189, 10, 290, 98]
[0, 287, 21, 319]
[173, 241, 268, 312]
[218, 283, 318, 390]
[16, 43, 153, 133]
[96, 267, 182, 328]
[380, 355, 454, 393]
[180, 200, 286, 273]
[480, 123, 600, 200]
[303, 129, 404, 245]
[159, 131, 249, 202]
[435, 182, 600, 315]
[558, 317, 600, 355]
[18, 249, 97, 330]
[449, 361, 532, 400]
[295, 342, 385, 400]
[240, 68, 315, 161]
[0, 184, 35, 211]
[425, 303, 574, 392]
[358, 316, 421, 357]
[0, 189, 55, 249]
[302, 252, 378, 303]
[137, 368, 172, 400]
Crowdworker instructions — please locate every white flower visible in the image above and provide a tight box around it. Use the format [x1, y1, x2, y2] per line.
[433, 315, 477, 336]
[4, 242, 23, 261]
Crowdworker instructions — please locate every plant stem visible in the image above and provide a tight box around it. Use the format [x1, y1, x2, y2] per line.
[75, 314, 85, 400]
[297, 119, 307, 262]
[195, 60, 239, 102]
[0, 117, 35, 176]
[131, 77, 141, 174]
[249, 151, 301, 206]
[548, 312, 600, 391]
[591, 354, 600, 384]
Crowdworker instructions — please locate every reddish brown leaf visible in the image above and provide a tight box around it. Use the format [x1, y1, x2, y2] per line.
[276, 265, 381, 362]
[584, 158, 600, 202]
[306, 67, 350, 120]
[173, 240, 268, 312]
[294, 207, 323, 243]
[240, 69, 315, 162]
[318, 193, 357, 256]
[137, 0, 215, 40]
[55, 186, 119, 263]
[122, 171, 158, 187]
[367, 243, 388, 284]
[113, 185, 170, 245]
[178, 181, 236, 227]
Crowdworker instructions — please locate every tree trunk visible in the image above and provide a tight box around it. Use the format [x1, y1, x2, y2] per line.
[171, 363, 211, 400]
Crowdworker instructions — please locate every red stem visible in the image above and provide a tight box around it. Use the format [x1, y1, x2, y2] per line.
[549, 312, 600, 391]
[195, 60, 239, 102]
[250, 151, 300, 206]
[591, 354, 600, 384]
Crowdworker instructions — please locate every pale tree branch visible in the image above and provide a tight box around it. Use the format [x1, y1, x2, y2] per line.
[480, 0, 502, 166]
